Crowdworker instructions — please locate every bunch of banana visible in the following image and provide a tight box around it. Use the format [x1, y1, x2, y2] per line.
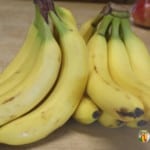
[0, 0, 88, 145]
[108, 18, 150, 127]
[0, 0, 150, 145]
[0, 4, 62, 126]
[78, 4, 150, 129]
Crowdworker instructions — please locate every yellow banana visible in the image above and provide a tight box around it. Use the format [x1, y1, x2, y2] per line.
[0, 8, 88, 145]
[121, 18, 150, 87]
[73, 96, 101, 125]
[52, 5, 78, 42]
[0, 6, 61, 126]
[98, 111, 125, 128]
[55, 6, 77, 29]
[80, 18, 96, 44]
[0, 36, 40, 96]
[80, 3, 111, 43]
[87, 15, 144, 121]
[0, 22, 38, 84]
[126, 115, 149, 128]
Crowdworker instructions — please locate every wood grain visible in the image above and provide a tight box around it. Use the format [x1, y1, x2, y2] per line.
[0, 0, 150, 149]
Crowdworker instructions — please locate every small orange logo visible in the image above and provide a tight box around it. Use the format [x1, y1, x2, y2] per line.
[138, 130, 150, 143]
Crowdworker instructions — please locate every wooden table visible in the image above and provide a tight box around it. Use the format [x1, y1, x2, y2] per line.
[0, 0, 150, 149]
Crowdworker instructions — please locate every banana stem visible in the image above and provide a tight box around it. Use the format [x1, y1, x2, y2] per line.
[34, 5, 53, 40]
[111, 17, 121, 39]
[33, 0, 56, 22]
[97, 15, 113, 36]
[33, 0, 49, 23]
[92, 3, 112, 28]
[121, 18, 133, 38]
[49, 11, 68, 36]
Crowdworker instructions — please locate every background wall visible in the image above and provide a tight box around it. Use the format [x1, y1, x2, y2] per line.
[55, 0, 136, 4]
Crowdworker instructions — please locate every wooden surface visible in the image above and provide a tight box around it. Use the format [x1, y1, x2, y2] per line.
[0, 0, 150, 149]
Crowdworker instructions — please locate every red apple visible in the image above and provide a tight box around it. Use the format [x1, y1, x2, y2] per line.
[131, 0, 150, 28]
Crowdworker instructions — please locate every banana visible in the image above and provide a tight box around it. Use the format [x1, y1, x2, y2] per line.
[0, 21, 38, 84]
[98, 111, 125, 128]
[0, 39, 41, 105]
[80, 3, 111, 43]
[0, 37, 39, 96]
[54, 6, 77, 29]
[87, 15, 144, 121]
[107, 17, 150, 118]
[73, 96, 101, 125]
[0, 7, 88, 145]
[126, 115, 149, 128]
[121, 18, 150, 86]
[0, 6, 61, 126]
[52, 5, 78, 42]
[80, 18, 96, 43]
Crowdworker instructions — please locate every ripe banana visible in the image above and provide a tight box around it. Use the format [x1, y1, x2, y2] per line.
[80, 18, 96, 44]
[52, 5, 78, 41]
[121, 18, 150, 87]
[98, 111, 125, 128]
[54, 6, 77, 29]
[0, 6, 61, 126]
[107, 17, 150, 118]
[0, 22, 38, 84]
[0, 36, 40, 96]
[73, 96, 101, 125]
[80, 3, 111, 43]
[87, 15, 144, 121]
[126, 115, 149, 128]
[0, 8, 88, 145]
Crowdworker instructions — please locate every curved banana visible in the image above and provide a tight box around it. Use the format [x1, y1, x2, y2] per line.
[55, 6, 77, 29]
[0, 38, 40, 96]
[52, 6, 78, 42]
[121, 18, 150, 86]
[0, 9, 88, 145]
[126, 115, 149, 128]
[80, 3, 111, 43]
[87, 15, 144, 121]
[0, 7, 61, 126]
[73, 96, 101, 125]
[98, 111, 125, 128]
[0, 22, 38, 84]
[107, 17, 150, 118]
[80, 18, 96, 44]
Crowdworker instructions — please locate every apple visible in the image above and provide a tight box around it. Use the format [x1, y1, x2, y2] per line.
[131, 0, 150, 28]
